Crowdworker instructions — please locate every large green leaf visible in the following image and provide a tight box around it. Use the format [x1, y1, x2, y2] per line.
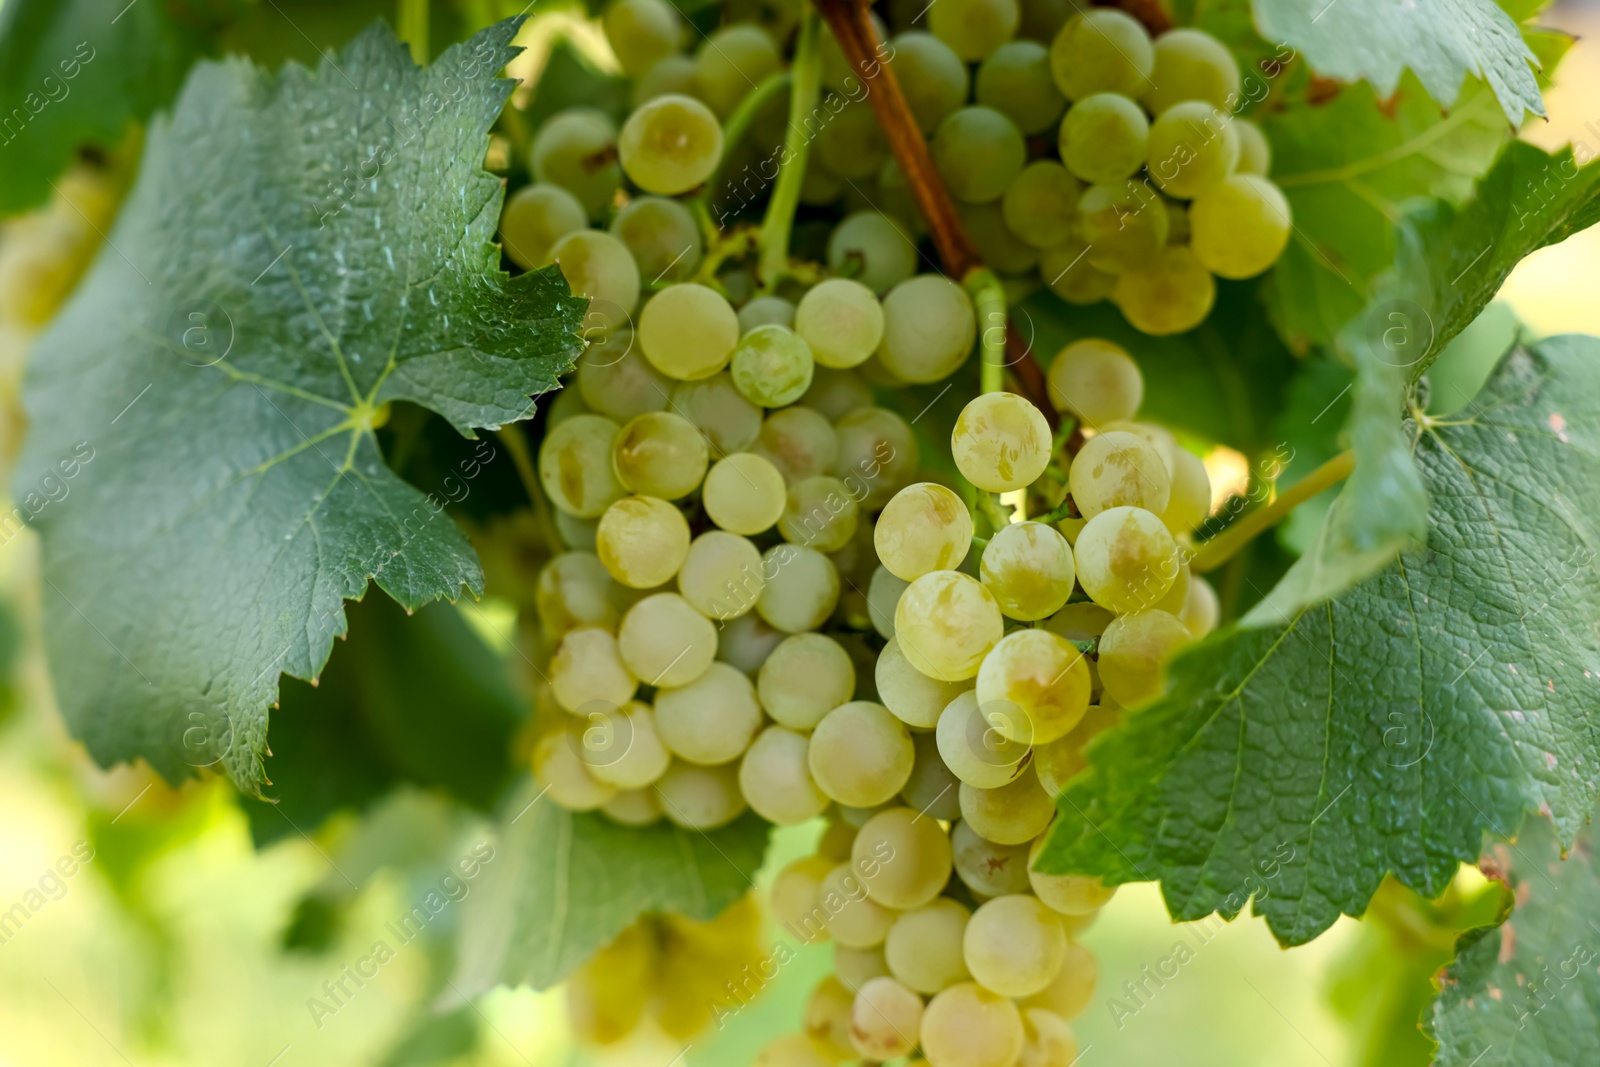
[1039, 335, 1600, 946]
[14, 19, 586, 794]
[1429, 815, 1600, 1065]
[454, 779, 771, 992]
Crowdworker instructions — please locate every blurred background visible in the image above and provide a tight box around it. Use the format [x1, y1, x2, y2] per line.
[0, 0, 1595, 1064]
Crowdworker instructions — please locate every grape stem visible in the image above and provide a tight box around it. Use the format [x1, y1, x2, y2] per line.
[968, 269, 1007, 395]
[1190, 449, 1357, 574]
[705, 70, 793, 215]
[398, 0, 429, 64]
[757, 10, 822, 292]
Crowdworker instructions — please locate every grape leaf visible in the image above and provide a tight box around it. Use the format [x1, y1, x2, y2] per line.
[1429, 815, 1600, 1066]
[13, 19, 586, 794]
[1251, 0, 1544, 124]
[453, 778, 771, 992]
[1039, 334, 1600, 946]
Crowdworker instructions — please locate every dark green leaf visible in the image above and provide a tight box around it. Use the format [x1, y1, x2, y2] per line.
[15, 19, 586, 795]
[1040, 335, 1600, 946]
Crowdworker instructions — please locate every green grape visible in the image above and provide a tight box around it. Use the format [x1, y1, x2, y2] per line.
[832, 405, 920, 507]
[632, 54, 699, 107]
[500, 182, 587, 270]
[1002, 161, 1082, 249]
[618, 592, 719, 687]
[851, 975, 925, 1061]
[1075, 180, 1168, 274]
[536, 552, 627, 637]
[619, 93, 725, 195]
[827, 210, 918, 294]
[610, 196, 703, 283]
[678, 530, 764, 620]
[1179, 572, 1220, 637]
[555, 510, 600, 551]
[1058, 92, 1149, 184]
[1017, 0, 1072, 41]
[731, 324, 815, 408]
[1028, 834, 1115, 915]
[596, 495, 691, 588]
[1112, 244, 1216, 334]
[794, 278, 885, 369]
[877, 636, 971, 729]
[960, 201, 1039, 275]
[886, 899, 971, 995]
[1045, 338, 1142, 424]
[958, 764, 1055, 844]
[654, 661, 763, 765]
[1019, 942, 1097, 1019]
[1189, 174, 1292, 278]
[1161, 444, 1212, 534]
[875, 482, 973, 581]
[656, 759, 747, 829]
[936, 690, 1029, 788]
[1038, 236, 1118, 304]
[600, 787, 662, 825]
[1097, 608, 1190, 707]
[1049, 10, 1154, 104]
[550, 626, 639, 713]
[951, 392, 1052, 493]
[819, 865, 897, 949]
[867, 564, 909, 639]
[775, 855, 836, 933]
[539, 413, 624, 518]
[1165, 197, 1191, 243]
[576, 332, 672, 422]
[534, 728, 617, 810]
[877, 274, 976, 383]
[808, 701, 915, 807]
[979, 521, 1075, 621]
[704, 451, 786, 533]
[975, 628, 1091, 744]
[895, 570, 1004, 682]
[1072, 505, 1180, 612]
[1145, 27, 1241, 115]
[920, 983, 1025, 1067]
[579, 700, 672, 789]
[1153, 557, 1191, 615]
[1146, 100, 1239, 199]
[758, 632, 856, 729]
[757, 544, 841, 632]
[901, 730, 964, 820]
[718, 610, 787, 674]
[800, 159, 846, 205]
[889, 31, 971, 133]
[1099, 419, 1176, 474]
[1068, 429, 1171, 516]
[874, 158, 928, 239]
[815, 101, 890, 180]
[1030, 700, 1120, 795]
[820, 10, 887, 92]
[779, 474, 860, 552]
[756, 406, 839, 482]
[612, 411, 709, 499]
[531, 109, 621, 219]
[551, 229, 641, 332]
[803, 365, 873, 420]
[754, 1035, 835, 1067]
[638, 282, 740, 380]
[932, 106, 1026, 204]
[951, 818, 1032, 895]
[671, 372, 762, 456]
[976, 40, 1066, 134]
[963, 894, 1067, 997]
[928, 0, 1020, 61]
[738, 294, 795, 332]
[1234, 117, 1272, 175]
[1019, 1008, 1081, 1067]
[854, 806, 954, 909]
[695, 24, 782, 116]
[602, 0, 681, 75]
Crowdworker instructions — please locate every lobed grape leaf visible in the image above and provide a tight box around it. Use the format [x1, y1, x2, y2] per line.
[1428, 814, 1600, 1066]
[453, 778, 771, 992]
[1039, 334, 1600, 946]
[14, 19, 586, 794]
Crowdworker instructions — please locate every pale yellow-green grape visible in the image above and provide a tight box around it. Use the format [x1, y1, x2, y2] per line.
[609, 195, 703, 283]
[1069, 429, 1171, 517]
[959, 764, 1055, 844]
[818, 818, 858, 862]
[1058, 92, 1149, 184]
[655, 759, 747, 829]
[534, 727, 617, 810]
[966, 199, 1045, 276]
[901, 730, 964, 820]
[611, 411, 709, 500]
[1042, 600, 1115, 642]
[895, 570, 1004, 682]
[756, 406, 839, 482]
[1099, 419, 1176, 474]
[1076, 179, 1168, 274]
[1146, 100, 1240, 199]
[1027, 834, 1116, 915]
[952, 392, 1053, 493]
[888, 30, 970, 133]
[815, 101, 890, 180]
[850, 976, 925, 1061]
[1031, 700, 1120, 795]
[1189, 174, 1292, 278]
[809, 701, 915, 807]
[853, 806, 954, 909]
[556, 510, 600, 551]
[1002, 161, 1082, 249]
[672, 373, 762, 456]
[936, 689, 1030, 787]
[886, 898, 971, 994]
[1097, 608, 1190, 707]
[536, 552, 626, 637]
[639, 283, 740, 380]
[828, 210, 919, 294]
[619, 93, 725, 194]
[932, 106, 1027, 204]
[500, 182, 587, 269]
[837, 945, 892, 995]
[595, 495, 690, 588]
[739, 294, 796, 332]
[979, 521, 1076, 621]
[780, 475, 860, 552]
[803, 977, 855, 1057]
[774, 854, 837, 933]
[875, 482, 973, 581]
[795, 278, 886, 370]
[601, 0, 681, 75]
[753, 1034, 835, 1067]
[552, 229, 641, 334]
[601, 786, 662, 826]
[550, 626, 639, 713]
[838, 803, 891, 829]
[976, 39, 1067, 135]
[1019, 942, 1097, 1019]
[703, 452, 787, 533]
[1039, 236, 1118, 305]
[976, 628, 1091, 744]
[731, 325, 816, 408]
[696, 24, 782, 115]
[758, 544, 841, 632]
[1179, 573, 1220, 637]
[632, 54, 699, 107]
[576, 333, 672, 422]
[579, 700, 672, 789]
[819, 862, 898, 948]
[833, 405, 921, 507]
[718, 610, 787, 674]
[928, 0, 1019, 60]
[920, 983, 1025, 1067]
[531, 109, 621, 218]
[1161, 444, 1212, 534]
[758, 632, 856, 729]
[655, 663, 763, 763]
[617, 592, 718, 686]
[1153, 557, 1190, 615]
[1113, 244, 1216, 335]
[1145, 27, 1241, 114]
[1018, 1007, 1080, 1067]
[1235, 117, 1272, 175]
[1049, 8, 1153, 101]
[740, 725, 830, 824]
[877, 637, 971, 729]
[678, 530, 764, 620]
[546, 373, 592, 425]
[1073, 506, 1181, 612]
[963, 893, 1067, 997]
[539, 414, 624, 518]
[952, 819, 1032, 896]
[868, 564, 910, 639]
